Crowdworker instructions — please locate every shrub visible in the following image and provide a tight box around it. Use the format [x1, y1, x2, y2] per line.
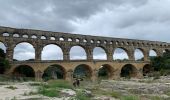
[75, 91, 91, 100]
[110, 91, 121, 98]
[6, 86, 17, 90]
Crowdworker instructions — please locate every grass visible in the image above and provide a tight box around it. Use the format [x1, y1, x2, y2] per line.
[38, 80, 72, 97]
[75, 91, 91, 100]
[6, 86, 17, 90]
[121, 95, 140, 100]
[110, 91, 122, 98]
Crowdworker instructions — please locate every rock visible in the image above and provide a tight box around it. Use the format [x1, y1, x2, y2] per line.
[83, 90, 92, 97]
[60, 89, 76, 97]
[93, 96, 112, 100]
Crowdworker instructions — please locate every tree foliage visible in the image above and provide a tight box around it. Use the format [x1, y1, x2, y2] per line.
[0, 48, 10, 74]
[151, 50, 170, 71]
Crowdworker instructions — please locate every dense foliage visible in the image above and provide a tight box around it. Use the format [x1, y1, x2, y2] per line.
[0, 48, 10, 74]
[151, 50, 170, 71]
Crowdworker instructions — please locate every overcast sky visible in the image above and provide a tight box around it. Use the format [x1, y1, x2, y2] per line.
[0, 0, 166, 60]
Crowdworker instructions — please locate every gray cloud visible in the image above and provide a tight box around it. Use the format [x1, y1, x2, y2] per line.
[0, 0, 168, 60]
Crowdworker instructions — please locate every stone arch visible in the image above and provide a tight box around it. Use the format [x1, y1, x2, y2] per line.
[13, 33, 20, 37]
[113, 47, 129, 60]
[41, 44, 63, 60]
[93, 47, 107, 60]
[120, 64, 138, 78]
[42, 64, 66, 81]
[13, 42, 35, 61]
[0, 42, 6, 53]
[149, 49, 157, 57]
[73, 64, 92, 80]
[13, 65, 35, 77]
[134, 48, 144, 61]
[98, 64, 114, 79]
[143, 64, 152, 76]
[70, 45, 87, 60]
[2, 32, 10, 37]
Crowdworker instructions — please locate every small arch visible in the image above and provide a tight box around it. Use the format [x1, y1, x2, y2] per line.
[113, 48, 129, 60]
[120, 64, 138, 78]
[42, 64, 66, 81]
[41, 36, 46, 40]
[76, 38, 80, 42]
[98, 64, 114, 80]
[104, 40, 107, 44]
[31, 35, 37, 39]
[73, 64, 92, 80]
[83, 39, 87, 43]
[50, 37, 55, 40]
[13, 42, 35, 61]
[13, 65, 35, 78]
[134, 48, 144, 61]
[93, 47, 107, 60]
[22, 34, 28, 38]
[2, 32, 9, 37]
[13, 34, 20, 37]
[70, 46, 87, 60]
[59, 37, 64, 41]
[97, 40, 101, 44]
[110, 41, 113, 44]
[41, 44, 63, 60]
[143, 64, 152, 76]
[91, 40, 94, 43]
[68, 38, 73, 42]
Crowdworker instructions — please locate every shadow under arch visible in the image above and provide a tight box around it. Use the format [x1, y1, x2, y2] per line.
[120, 64, 138, 78]
[98, 64, 114, 80]
[42, 64, 66, 81]
[13, 65, 35, 77]
[73, 64, 92, 80]
[143, 64, 152, 76]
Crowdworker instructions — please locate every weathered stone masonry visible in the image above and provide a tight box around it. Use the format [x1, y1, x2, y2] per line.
[0, 26, 170, 81]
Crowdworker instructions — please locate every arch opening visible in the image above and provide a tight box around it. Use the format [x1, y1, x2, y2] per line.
[41, 44, 63, 60]
[120, 64, 137, 78]
[98, 64, 113, 80]
[70, 46, 87, 60]
[73, 64, 92, 80]
[93, 47, 107, 60]
[143, 64, 152, 76]
[149, 49, 157, 57]
[13, 42, 35, 61]
[0, 42, 6, 53]
[42, 64, 66, 81]
[134, 49, 144, 61]
[113, 48, 129, 60]
[13, 65, 35, 78]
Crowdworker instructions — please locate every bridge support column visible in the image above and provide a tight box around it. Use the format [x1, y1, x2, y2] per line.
[65, 70, 73, 82]
[35, 47, 42, 61]
[35, 70, 43, 81]
[91, 69, 98, 82]
[6, 45, 13, 62]
[86, 46, 93, 61]
[136, 69, 143, 79]
[128, 49, 135, 60]
[112, 69, 121, 80]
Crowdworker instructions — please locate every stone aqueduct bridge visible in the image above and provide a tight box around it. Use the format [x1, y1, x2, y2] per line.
[0, 26, 170, 81]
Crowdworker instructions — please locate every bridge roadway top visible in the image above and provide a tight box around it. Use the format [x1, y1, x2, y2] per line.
[0, 26, 169, 46]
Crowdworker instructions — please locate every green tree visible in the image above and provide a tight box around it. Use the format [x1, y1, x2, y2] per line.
[0, 48, 10, 74]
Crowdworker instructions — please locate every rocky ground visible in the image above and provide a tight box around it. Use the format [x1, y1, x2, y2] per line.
[1, 76, 170, 100]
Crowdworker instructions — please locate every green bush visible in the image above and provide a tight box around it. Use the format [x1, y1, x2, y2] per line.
[110, 91, 121, 98]
[38, 87, 59, 97]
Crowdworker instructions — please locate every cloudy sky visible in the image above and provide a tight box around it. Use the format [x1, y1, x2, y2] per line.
[0, 0, 167, 60]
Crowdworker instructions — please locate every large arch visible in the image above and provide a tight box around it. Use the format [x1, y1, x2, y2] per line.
[13, 42, 35, 61]
[41, 44, 63, 60]
[70, 46, 87, 60]
[113, 48, 129, 60]
[143, 64, 152, 76]
[134, 48, 144, 61]
[98, 64, 114, 80]
[13, 65, 35, 77]
[42, 64, 66, 81]
[149, 49, 157, 57]
[0, 42, 6, 53]
[120, 64, 138, 78]
[73, 64, 92, 80]
[93, 47, 107, 60]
